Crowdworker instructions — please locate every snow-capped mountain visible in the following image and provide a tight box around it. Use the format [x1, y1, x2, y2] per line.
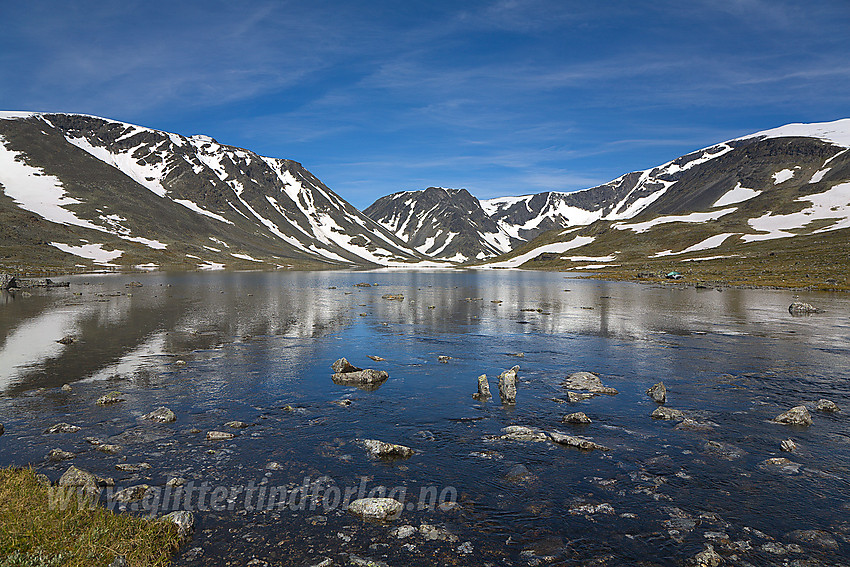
[365, 119, 850, 267]
[363, 187, 521, 262]
[483, 118, 850, 271]
[0, 112, 427, 271]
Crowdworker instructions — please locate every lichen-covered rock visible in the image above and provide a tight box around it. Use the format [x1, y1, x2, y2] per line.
[472, 374, 491, 400]
[47, 448, 75, 461]
[647, 382, 667, 403]
[772, 405, 813, 426]
[651, 407, 685, 420]
[548, 431, 610, 451]
[141, 407, 176, 423]
[224, 420, 249, 429]
[361, 439, 414, 459]
[114, 484, 152, 503]
[59, 465, 97, 489]
[816, 399, 840, 412]
[562, 372, 618, 395]
[567, 391, 596, 402]
[348, 497, 403, 521]
[498, 366, 519, 404]
[562, 412, 592, 424]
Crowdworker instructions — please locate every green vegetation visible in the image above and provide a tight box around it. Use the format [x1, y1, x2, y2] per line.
[0, 468, 180, 567]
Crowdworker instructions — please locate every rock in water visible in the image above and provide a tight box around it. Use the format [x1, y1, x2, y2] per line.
[562, 372, 618, 395]
[348, 497, 403, 521]
[499, 425, 548, 442]
[361, 439, 415, 459]
[567, 391, 596, 402]
[206, 431, 236, 441]
[780, 439, 797, 452]
[772, 405, 813, 426]
[651, 407, 685, 420]
[0, 423, 4, 436]
[0, 273, 16, 290]
[162, 510, 195, 542]
[331, 357, 362, 373]
[332, 369, 389, 388]
[96, 391, 125, 406]
[472, 374, 491, 400]
[141, 407, 176, 423]
[690, 544, 722, 567]
[816, 399, 840, 412]
[498, 366, 519, 404]
[562, 412, 592, 424]
[548, 431, 609, 451]
[789, 301, 820, 315]
[647, 382, 667, 403]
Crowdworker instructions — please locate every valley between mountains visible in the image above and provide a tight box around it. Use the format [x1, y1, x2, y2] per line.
[1, 112, 848, 289]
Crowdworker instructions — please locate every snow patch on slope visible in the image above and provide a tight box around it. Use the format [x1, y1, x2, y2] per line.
[485, 236, 595, 268]
[613, 208, 738, 233]
[713, 183, 761, 207]
[739, 118, 850, 148]
[742, 182, 850, 242]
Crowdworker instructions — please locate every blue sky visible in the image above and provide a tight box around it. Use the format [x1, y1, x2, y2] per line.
[2, 1, 849, 209]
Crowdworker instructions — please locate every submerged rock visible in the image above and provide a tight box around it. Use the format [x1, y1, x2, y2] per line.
[703, 440, 745, 460]
[567, 391, 596, 402]
[95, 444, 122, 454]
[772, 405, 813, 426]
[651, 407, 685, 420]
[419, 523, 459, 542]
[224, 420, 249, 429]
[816, 399, 840, 412]
[789, 301, 820, 315]
[562, 412, 592, 424]
[647, 382, 667, 403]
[114, 484, 152, 503]
[548, 431, 610, 451]
[498, 365, 519, 404]
[115, 462, 151, 472]
[472, 374, 491, 400]
[44, 422, 81, 434]
[562, 372, 618, 395]
[141, 407, 176, 423]
[785, 529, 840, 550]
[504, 463, 537, 484]
[348, 497, 403, 521]
[760, 457, 802, 474]
[361, 439, 415, 459]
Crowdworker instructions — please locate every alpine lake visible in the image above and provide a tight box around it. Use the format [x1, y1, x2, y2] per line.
[1, 269, 849, 567]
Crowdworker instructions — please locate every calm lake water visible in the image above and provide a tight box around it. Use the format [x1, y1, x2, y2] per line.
[1, 270, 849, 566]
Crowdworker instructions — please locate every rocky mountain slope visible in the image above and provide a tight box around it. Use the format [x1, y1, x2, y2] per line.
[365, 119, 850, 279]
[0, 112, 428, 273]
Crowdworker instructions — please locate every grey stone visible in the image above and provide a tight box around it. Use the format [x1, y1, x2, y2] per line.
[141, 407, 176, 423]
[816, 399, 840, 412]
[647, 382, 667, 403]
[789, 302, 820, 314]
[162, 510, 195, 542]
[332, 369, 389, 388]
[499, 425, 548, 442]
[115, 462, 151, 472]
[781, 439, 797, 452]
[96, 391, 125, 406]
[562, 371, 618, 395]
[362, 439, 414, 459]
[567, 391, 596, 402]
[348, 497, 403, 521]
[418, 523, 458, 542]
[562, 412, 591, 424]
[498, 365, 519, 404]
[689, 544, 722, 566]
[651, 407, 685, 420]
[0, 273, 17, 290]
[548, 431, 610, 451]
[390, 525, 416, 539]
[96, 444, 122, 454]
[109, 556, 129, 567]
[47, 448, 75, 461]
[59, 466, 97, 489]
[472, 374, 491, 400]
[773, 405, 813, 426]
[331, 357, 361, 373]
[114, 484, 152, 503]
[206, 431, 236, 441]
[224, 420, 249, 429]
[44, 422, 81, 434]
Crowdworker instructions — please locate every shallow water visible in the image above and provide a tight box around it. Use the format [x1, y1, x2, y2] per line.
[1, 270, 849, 566]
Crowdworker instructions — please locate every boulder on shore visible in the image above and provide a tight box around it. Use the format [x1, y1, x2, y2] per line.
[647, 382, 667, 403]
[498, 366, 519, 404]
[162, 511, 195, 543]
[0, 273, 17, 290]
[348, 497, 403, 522]
[562, 372, 618, 395]
[772, 405, 813, 426]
